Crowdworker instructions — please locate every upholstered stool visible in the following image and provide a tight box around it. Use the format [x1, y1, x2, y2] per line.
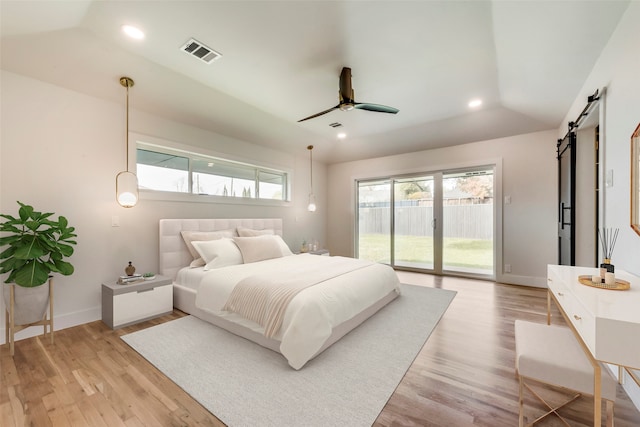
[514, 320, 617, 427]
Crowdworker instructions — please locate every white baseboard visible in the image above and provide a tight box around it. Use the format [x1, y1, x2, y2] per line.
[0, 306, 101, 345]
[497, 273, 548, 288]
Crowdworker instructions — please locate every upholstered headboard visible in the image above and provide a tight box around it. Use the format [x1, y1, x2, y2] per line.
[159, 218, 284, 281]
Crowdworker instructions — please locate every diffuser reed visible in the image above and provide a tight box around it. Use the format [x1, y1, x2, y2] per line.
[598, 227, 619, 277]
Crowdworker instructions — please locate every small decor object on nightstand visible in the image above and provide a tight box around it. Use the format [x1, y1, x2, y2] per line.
[125, 261, 136, 276]
[143, 272, 156, 281]
[598, 228, 619, 279]
[118, 274, 143, 285]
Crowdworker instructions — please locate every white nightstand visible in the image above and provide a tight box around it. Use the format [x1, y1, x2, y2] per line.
[102, 275, 173, 329]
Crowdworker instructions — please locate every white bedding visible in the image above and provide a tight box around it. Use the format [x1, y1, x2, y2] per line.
[194, 254, 401, 369]
[175, 266, 207, 290]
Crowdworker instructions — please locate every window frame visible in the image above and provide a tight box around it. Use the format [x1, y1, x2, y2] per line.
[132, 133, 291, 206]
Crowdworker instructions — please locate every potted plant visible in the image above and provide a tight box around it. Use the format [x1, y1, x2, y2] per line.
[0, 201, 77, 325]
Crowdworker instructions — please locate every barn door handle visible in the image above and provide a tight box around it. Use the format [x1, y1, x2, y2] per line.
[431, 218, 436, 229]
[561, 202, 571, 229]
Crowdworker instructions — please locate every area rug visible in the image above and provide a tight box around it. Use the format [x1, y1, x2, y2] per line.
[121, 284, 456, 427]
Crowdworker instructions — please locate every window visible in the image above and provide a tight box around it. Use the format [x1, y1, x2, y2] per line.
[135, 142, 289, 202]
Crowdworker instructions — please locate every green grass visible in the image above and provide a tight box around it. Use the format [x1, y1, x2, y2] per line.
[359, 234, 493, 271]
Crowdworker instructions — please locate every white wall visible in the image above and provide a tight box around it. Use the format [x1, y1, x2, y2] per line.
[559, 2, 640, 409]
[0, 71, 327, 342]
[561, 2, 640, 277]
[327, 130, 558, 286]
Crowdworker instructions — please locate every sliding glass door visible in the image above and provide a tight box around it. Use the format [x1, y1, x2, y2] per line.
[393, 176, 435, 270]
[357, 166, 495, 278]
[357, 180, 391, 264]
[442, 169, 494, 275]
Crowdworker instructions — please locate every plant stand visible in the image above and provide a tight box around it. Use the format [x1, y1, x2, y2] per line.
[4, 278, 54, 356]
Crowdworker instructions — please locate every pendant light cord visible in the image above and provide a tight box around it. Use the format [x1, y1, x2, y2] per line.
[308, 145, 314, 192]
[120, 77, 134, 173]
[125, 83, 130, 172]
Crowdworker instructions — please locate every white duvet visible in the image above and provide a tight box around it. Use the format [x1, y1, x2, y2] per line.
[194, 254, 401, 369]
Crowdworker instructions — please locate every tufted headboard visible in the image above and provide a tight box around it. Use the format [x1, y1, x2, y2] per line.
[159, 218, 283, 281]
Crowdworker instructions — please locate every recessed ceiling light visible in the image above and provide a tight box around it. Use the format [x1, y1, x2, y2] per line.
[337, 132, 347, 139]
[122, 25, 145, 40]
[468, 99, 482, 108]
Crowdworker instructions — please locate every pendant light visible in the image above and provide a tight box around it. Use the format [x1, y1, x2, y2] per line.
[307, 145, 316, 212]
[116, 76, 138, 208]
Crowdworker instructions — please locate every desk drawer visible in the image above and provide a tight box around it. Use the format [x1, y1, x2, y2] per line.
[553, 287, 596, 354]
[112, 284, 172, 328]
[548, 275, 596, 353]
[548, 276, 572, 311]
[568, 299, 595, 349]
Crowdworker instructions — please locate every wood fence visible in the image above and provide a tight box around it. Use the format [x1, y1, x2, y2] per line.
[359, 204, 493, 239]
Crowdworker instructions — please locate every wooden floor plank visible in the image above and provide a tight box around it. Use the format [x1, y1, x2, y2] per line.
[62, 404, 89, 427]
[1, 272, 639, 426]
[41, 391, 71, 426]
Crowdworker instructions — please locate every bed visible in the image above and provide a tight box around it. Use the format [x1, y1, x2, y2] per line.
[159, 218, 401, 369]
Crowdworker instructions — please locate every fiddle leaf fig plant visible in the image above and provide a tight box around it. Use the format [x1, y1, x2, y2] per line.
[0, 201, 77, 287]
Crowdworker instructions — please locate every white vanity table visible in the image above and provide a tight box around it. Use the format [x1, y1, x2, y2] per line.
[547, 264, 640, 427]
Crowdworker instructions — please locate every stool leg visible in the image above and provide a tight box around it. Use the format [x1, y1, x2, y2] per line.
[606, 400, 614, 427]
[9, 285, 15, 356]
[4, 309, 8, 349]
[519, 375, 524, 427]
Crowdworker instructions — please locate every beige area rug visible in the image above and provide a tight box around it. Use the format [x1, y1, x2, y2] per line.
[121, 284, 456, 427]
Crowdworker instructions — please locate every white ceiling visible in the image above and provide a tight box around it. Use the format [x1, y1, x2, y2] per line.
[0, 1, 629, 163]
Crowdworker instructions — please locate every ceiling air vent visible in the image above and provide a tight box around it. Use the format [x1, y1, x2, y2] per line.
[181, 38, 222, 64]
[329, 122, 343, 128]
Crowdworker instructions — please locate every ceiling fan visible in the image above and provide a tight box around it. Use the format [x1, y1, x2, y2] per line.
[298, 67, 399, 122]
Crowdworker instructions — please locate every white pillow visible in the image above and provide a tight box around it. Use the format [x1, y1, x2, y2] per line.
[233, 235, 285, 263]
[181, 230, 235, 267]
[191, 238, 244, 271]
[273, 234, 294, 256]
[236, 227, 275, 237]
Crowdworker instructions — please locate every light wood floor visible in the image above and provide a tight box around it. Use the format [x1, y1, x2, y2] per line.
[2, 272, 640, 426]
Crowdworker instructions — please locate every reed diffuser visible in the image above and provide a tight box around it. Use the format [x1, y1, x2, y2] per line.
[598, 228, 619, 279]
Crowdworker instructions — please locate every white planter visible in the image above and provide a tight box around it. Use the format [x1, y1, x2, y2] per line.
[2, 282, 50, 326]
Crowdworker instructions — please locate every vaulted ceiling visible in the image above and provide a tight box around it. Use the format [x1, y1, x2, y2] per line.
[0, 1, 629, 163]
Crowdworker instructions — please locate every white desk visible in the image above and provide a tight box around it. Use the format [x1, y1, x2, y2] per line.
[547, 264, 640, 427]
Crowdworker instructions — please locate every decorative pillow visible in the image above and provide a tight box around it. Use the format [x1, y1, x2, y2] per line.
[191, 238, 244, 271]
[181, 230, 235, 267]
[233, 235, 285, 263]
[236, 227, 275, 237]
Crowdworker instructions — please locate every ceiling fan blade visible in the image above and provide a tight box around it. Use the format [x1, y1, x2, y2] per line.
[354, 103, 399, 114]
[298, 105, 340, 122]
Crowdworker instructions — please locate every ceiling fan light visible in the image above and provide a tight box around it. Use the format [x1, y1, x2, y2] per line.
[339, 103, 354, 111]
